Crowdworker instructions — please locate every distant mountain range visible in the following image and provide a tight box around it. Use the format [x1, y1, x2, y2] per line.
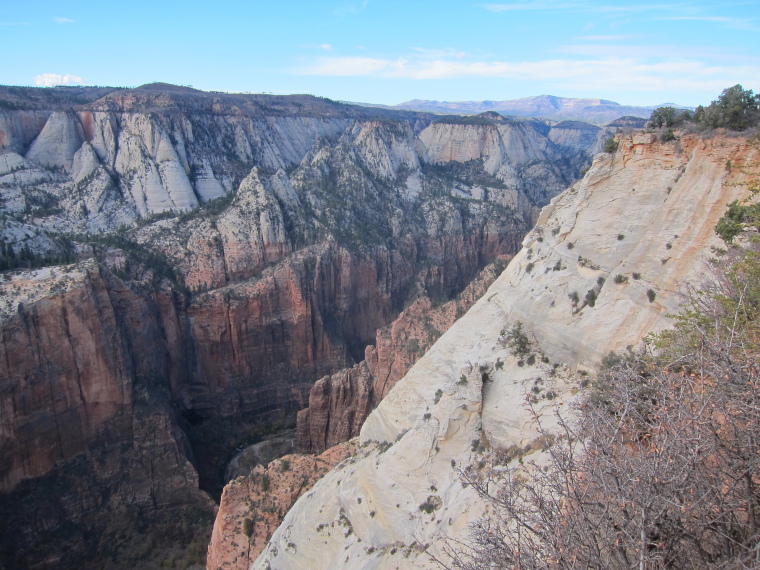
[353, 95, 692, 126]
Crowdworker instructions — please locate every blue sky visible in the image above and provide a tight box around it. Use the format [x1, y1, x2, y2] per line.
[1, 0, 758, 107]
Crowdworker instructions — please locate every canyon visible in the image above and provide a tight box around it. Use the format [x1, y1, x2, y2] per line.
[251, 133, 759, 568]
[0, 83, 602, 568]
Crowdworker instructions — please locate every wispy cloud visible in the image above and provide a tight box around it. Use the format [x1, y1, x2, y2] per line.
[593, 3, 691, 13]
[333, 0, 370, 17]
[481, 2, 582, 11]
[655, 16, 758, 29]
[410, 47, 467, 59]
[34, 73, 85, 86]
[53, 17, 76, 23]
[559, 43, 738, 58]
[575, 34, 639, 40]
[298, 54, 759, 94]
[483, 1, 700, 15]
[319, 44, 333, 51]
[301, 57, 389, 76]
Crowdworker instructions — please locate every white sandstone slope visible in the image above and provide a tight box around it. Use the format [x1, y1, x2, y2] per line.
[252, 134, 759, 570]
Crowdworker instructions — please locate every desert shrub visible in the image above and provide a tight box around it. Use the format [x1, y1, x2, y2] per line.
[243, 518, 254, 538]
[649, 106, 692, 129]
[603, 137, 619, 153]
[503, 322, 530, 357]
[694, 84, 759, 131]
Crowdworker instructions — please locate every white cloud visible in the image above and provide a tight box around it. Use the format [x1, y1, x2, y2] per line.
[319, 44, 333, 51]
[34, 73, 85, 86]
[333, 1, 370, 17]
[303, 57, 390, 76]
[559, 43, 737, 58]
[593, 4, 691, 13]
[410, 47, 467, 59]
[53, 17, 76, 23]
[298, 54, 760, 93]
[482, 1, 694, 13]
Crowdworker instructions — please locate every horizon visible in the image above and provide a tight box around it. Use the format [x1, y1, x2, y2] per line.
[1, 0, 758, 108]
[0, 82, 695, 110]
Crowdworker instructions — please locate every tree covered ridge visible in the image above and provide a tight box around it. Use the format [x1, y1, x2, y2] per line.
[452, 152, 760, 568]
[649, 84, 760, 132]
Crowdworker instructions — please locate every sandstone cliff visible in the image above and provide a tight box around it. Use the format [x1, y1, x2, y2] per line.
[253, 134, 759, 569]
[0, 262, 216, 568]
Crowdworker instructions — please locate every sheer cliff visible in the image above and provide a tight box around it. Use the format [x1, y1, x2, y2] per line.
[0, 85, 596, 569]
[252, 133, 759, 569]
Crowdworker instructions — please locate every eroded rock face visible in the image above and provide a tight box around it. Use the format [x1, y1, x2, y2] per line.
[296, 259, 507, 453]
[207, 443, 356, 570]
[253, 134, 760, 569]
[0, 263, 134, 491]
[0, 88, 595, 242]
[0, 263, 215, 568]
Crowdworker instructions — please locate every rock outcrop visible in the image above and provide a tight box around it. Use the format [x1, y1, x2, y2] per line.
[253, 134, 759, 569]
[207, 443, 356, 570]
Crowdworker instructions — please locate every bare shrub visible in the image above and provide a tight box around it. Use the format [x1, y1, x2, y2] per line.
[451, 237, 760, 569]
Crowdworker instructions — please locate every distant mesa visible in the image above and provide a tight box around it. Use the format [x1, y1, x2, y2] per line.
[477, 110, 504, 121]
[384, 95, 693, 126]
[134, 82, 200, 93]
[605, 115, 649, 129]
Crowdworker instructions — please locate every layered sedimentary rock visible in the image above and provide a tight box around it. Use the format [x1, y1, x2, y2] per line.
[0, 263, 216, 568]
[254, 134, 759, 569]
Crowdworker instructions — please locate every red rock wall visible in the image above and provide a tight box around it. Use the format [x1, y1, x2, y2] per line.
[296, 258, 506, 453]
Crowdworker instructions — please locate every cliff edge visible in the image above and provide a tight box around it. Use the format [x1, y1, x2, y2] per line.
[252, 133, 759, 569]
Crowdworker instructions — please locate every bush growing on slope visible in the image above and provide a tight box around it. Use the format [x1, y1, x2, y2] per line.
[649, 85, 759, 135]
[694, 84, 760, 131]
[648, 106, 692, 129]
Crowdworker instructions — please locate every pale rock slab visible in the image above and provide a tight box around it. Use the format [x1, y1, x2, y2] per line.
[194, 160, 227, 202]
[26, 111, 85, 171]
[0, 110, 51, 153]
